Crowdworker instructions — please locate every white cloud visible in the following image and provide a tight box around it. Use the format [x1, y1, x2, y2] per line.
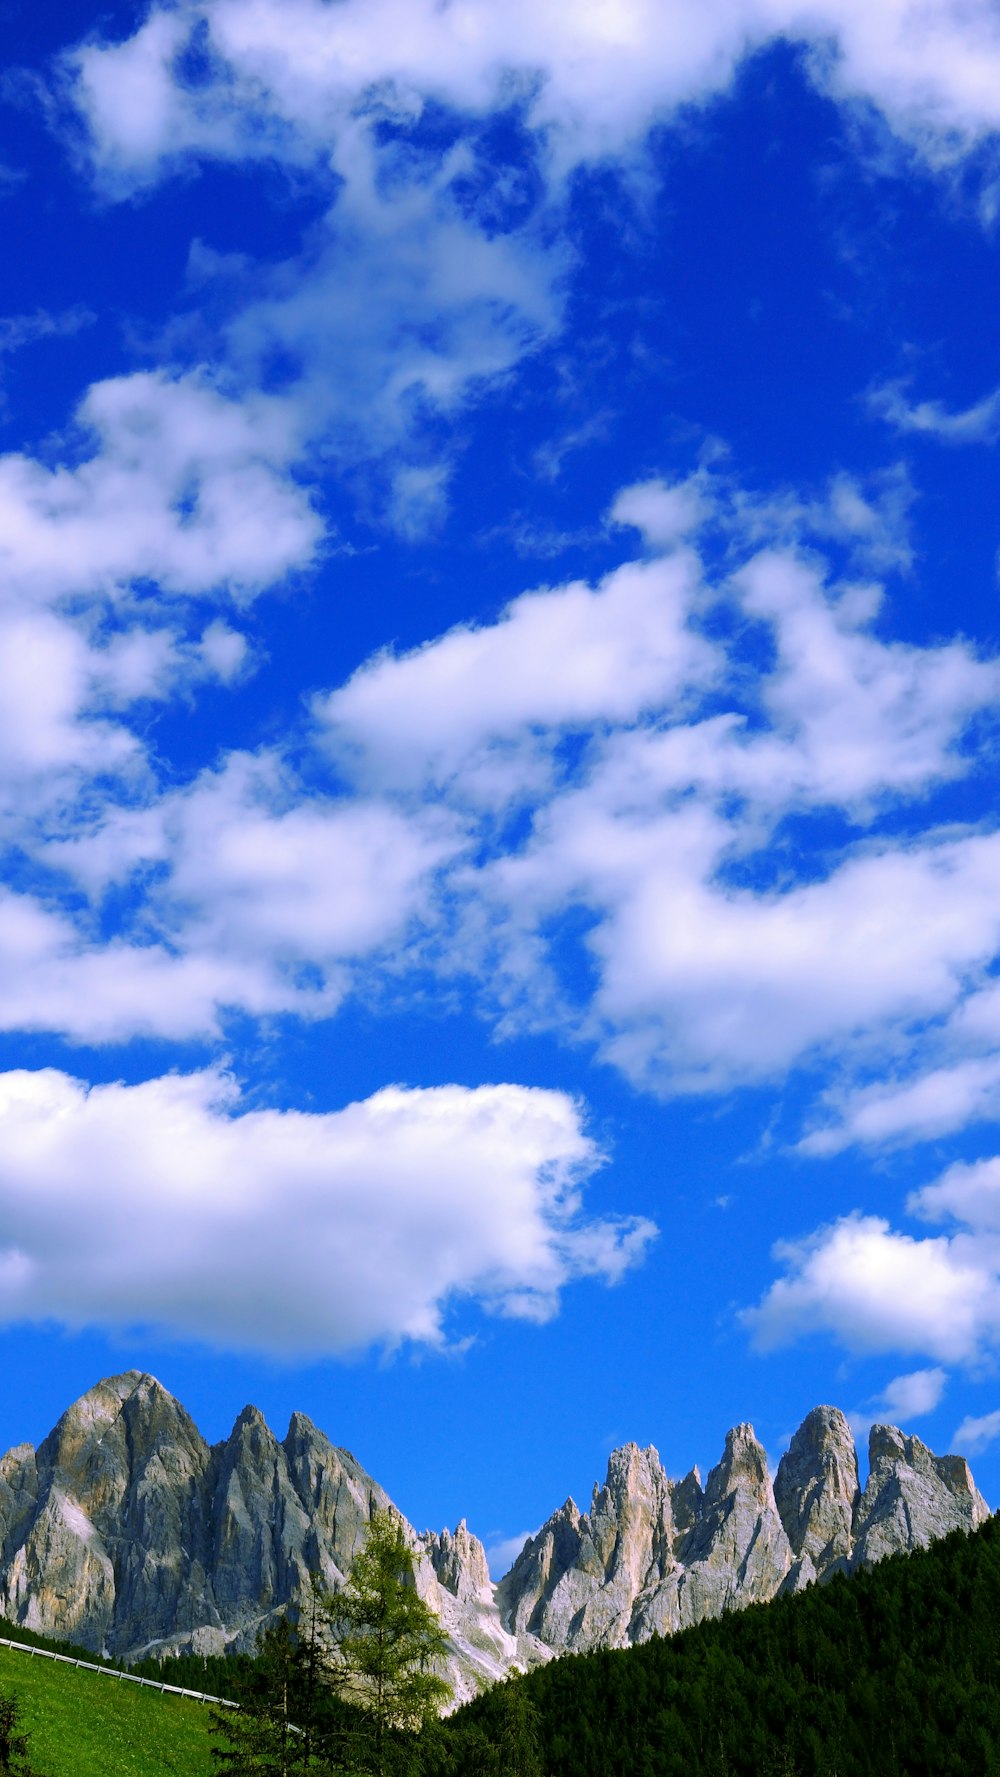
[848, 1366, 948, 1439]
[0, 1067, 655, 1355]
[869, 378, 1000, 445]
[483, 1529, 537, 1579]
[28, 748, 463, 1041]
[319, 548, 717, 795]
[60, 2, 1000, 545]
[0, 369, 320, 605]
[0, 609, 139, 791]
[154, 755, 461, 971]
[876, 1366, 949, 1421]
[910, 1154, 1000, 1233]
[800, 1055, 1000, 1155]
[0, 368, 318, 827]
[8, 462, 1000, 1113]
[70, 0, 1000, 190]
[747, 1151, 1000, 1378]
[0, 888, 336, 1044]
[204, 121, 563, 528]
[743, 1213, 997, 1364]
[953, 1407, 1000, 1454]
[611, 473, 715, 549]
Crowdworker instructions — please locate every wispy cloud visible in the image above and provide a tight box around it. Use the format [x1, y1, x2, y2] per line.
[953, 1407, 1000, 1454]
[869, 377, 1000, 445]
[848, 1367, 948, 1439]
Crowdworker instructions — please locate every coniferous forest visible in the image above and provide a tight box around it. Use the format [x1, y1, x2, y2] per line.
[426, 1516, 1000, 1777]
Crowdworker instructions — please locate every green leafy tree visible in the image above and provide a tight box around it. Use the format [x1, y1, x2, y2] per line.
[324, 1509, 452, 1775]
[491, 1683, 543, 1777]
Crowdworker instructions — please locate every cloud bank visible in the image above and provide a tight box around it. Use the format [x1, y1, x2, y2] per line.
[0, 1068, 654, 1356]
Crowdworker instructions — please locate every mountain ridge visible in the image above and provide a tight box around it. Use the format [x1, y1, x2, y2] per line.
[0, 1372, 988, 1702]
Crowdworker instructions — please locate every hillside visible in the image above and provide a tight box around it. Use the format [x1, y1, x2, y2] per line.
[439, 1514, 1000, 1777]
[0, 1644, 214, 1777]
[2, 1513, 999, 1774]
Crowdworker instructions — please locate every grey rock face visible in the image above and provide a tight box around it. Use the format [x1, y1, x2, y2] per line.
[0, 1376, 989, 1698]
[774, 1405, 858, 1581]
[497, 1444, 680, 1652]
[499, 1425, 795, 1653]
[496, 1407, 992, 1657]
[671, 1423, 793, 1628]
[852, 1424, 989, 1568]
[0, 1372, 518, 1702]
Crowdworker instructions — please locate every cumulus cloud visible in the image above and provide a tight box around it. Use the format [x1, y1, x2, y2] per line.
[70, 0, 1000, 190]
[319, 549, 718, 795]
[376, 486, 999, 1095]
[12, 462, 1000, 1120]
[0, 365, 322, 826]
[0, 888, 338, 1044]
[743, 1213, 996, 1365]
[0, 1067, 655, 1355]
[24, 747, 464, 1041]
[0, 369, 319, 605]
[0, 362, 324, 825]
[747, 1148, 1000, 1378]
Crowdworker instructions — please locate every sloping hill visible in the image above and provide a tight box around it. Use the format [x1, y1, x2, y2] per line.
[0, 1645, 215, 1777]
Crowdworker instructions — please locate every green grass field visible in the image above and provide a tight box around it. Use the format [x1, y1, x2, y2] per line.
[0, 1645, 216, 1776]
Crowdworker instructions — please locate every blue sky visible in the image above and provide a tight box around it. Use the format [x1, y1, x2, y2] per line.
[2, 0, 1000, 1569]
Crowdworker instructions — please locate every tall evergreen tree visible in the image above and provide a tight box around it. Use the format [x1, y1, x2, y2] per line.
[210, 1617, 324, 1776]
[323, 1510, 451, 1776]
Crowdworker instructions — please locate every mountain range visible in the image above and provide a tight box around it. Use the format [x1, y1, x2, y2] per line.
[0, 1373, 988, 1703]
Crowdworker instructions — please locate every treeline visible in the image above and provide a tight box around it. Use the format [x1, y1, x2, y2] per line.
[0, 1618, 126, 1672]
[431, 1514, 1000, 1777]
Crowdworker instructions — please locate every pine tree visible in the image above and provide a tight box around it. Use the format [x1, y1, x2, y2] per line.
[210, 1617, 321, 1776]
[323, 1510, 452, 1776]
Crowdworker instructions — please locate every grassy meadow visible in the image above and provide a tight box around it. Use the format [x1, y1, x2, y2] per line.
[0, 1645, 215, 1777]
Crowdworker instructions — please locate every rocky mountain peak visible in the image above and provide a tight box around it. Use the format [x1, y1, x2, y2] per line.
[0, 1378, 989, 1705]
[420, 1520, 491, 1601]
[774, 1404, 858, 1575]
[703, 1423, 770, 1507]
[852, 1422, 990, 1568]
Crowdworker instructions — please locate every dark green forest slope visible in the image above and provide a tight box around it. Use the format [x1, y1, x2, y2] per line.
[432, 1516, 1000, 1777]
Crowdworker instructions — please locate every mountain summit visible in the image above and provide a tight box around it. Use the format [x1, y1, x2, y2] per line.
[0, 1376, 987, 1698]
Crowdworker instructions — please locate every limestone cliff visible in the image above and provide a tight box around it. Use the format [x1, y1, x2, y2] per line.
[0, 1372, 522, 1702]
[0, 1376, 989, 1693]
[495, 1406, 991, 1654]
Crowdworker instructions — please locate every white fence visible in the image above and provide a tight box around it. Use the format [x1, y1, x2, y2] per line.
[0, 1635, 238, 1708]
